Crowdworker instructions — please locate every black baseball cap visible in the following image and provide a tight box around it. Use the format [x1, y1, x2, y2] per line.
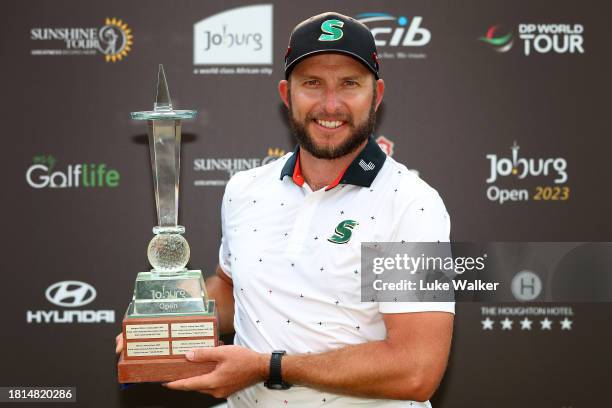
[284, 12, 380, 79]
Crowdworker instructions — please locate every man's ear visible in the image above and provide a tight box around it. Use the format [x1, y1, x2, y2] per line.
[375, 79, 385, 111]
[278, 80, 289, 108]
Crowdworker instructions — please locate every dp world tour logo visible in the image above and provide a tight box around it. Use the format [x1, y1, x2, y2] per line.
[479, 25, 513, 53]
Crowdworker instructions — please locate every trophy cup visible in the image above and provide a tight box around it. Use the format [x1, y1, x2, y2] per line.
[117, 65, 218, 383]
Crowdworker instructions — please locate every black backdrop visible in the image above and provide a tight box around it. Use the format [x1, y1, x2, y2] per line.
[2, 1, 611, 407]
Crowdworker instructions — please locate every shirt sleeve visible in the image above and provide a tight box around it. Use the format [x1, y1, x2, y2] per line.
[218, 190, 232, 279]
[378, 189, 455, 314]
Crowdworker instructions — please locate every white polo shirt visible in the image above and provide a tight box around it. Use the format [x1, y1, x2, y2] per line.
[218, 137, 454, 407]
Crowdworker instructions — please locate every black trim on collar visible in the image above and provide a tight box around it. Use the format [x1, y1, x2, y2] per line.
[279, 136, 387, 189]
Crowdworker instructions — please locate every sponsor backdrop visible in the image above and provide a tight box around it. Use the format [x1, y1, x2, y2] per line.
[2, 0, 610, 406]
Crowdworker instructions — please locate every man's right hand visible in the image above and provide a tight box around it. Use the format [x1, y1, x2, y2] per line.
[115, 333, 123, 354]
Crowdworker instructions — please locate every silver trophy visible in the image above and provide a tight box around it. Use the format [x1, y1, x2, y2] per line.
[118, 65, 218, 384]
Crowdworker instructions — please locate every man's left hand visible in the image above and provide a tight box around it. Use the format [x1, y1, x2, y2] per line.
[163, 345, 268, 398]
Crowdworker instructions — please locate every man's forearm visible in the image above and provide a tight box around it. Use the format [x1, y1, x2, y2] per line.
[205, 272, 235, 335]
[279, 339, 442, 402]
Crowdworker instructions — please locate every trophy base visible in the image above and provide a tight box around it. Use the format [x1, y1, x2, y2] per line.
[117, 302, 219, 384]
[117, 353, 216, 384]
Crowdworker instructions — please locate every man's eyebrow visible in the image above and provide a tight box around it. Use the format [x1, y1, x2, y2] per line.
[339, 75, 366, 81]
[293, 73, 324, 80]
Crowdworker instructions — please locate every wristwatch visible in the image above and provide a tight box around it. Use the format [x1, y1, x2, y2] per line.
[264, 350, 292, 390]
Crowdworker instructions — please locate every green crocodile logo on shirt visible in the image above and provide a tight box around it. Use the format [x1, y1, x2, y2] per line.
[328, 220, 358, 244]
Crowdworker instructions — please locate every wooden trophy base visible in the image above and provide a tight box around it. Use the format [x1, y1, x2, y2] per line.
[118, 353, 216, 383]
[118, 309, 219, 383]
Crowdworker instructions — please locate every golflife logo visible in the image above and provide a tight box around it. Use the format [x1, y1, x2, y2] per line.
[26, 155, 120, 189]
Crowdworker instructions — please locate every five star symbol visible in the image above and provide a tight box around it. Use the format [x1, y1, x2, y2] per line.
[519, 318, 533, 330]
[500, 317, 513, 330]
[481, 317, 494, 330]
[560, 317, 573, 330]
[481, 316, 573, 331]
[540, 317, 553, 330]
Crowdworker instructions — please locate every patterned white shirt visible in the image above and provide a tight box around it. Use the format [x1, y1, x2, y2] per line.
[218, 137, 454, 407]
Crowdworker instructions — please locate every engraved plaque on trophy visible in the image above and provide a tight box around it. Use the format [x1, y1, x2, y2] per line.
[117, 65, 219, 383]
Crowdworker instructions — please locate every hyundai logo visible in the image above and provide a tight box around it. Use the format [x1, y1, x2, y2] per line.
[45, 281, 97, 308]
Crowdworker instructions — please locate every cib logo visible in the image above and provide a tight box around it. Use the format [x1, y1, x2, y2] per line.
[46, 281, 96, 307]
[356, 13, 430, 47]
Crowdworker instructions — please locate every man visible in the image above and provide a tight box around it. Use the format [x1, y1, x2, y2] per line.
[117, 11, 454, 407]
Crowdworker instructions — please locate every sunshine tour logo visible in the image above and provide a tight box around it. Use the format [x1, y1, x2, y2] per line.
[486, 142, 569, 204]
[193, 147, 285, 187]
[481, 23, 584, 56]
[30, 17, 133, 62]
[26, 155, 120, 189]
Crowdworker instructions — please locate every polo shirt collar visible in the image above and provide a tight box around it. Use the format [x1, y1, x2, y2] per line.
[280, 136, 387, 191]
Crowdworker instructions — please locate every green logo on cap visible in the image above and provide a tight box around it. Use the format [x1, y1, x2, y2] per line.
[319, 19, 344, 41]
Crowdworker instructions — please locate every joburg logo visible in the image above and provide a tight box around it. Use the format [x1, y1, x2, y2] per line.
[480, 23, 584, 56]
[193, 147, 285, 186]
[26, 155, 120, 189]
[193, 4, 273, 72]
[485, 142, 570, 205]
[319, 19, 344, 41]
[328, 220, 359, 244]
[27, 281, 115, 324]
[479, 25, 513, 53]
[30, 17, 133, 62]
[487, 142, 568, 184]
[356, 13, 430, 60]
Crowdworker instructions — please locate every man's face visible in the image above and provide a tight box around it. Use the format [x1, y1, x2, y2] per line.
[282, 53, 383, 160]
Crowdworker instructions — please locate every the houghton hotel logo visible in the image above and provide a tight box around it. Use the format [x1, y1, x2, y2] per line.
[193, 4, 273, 75]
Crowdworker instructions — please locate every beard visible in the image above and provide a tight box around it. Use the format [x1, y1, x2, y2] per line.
[287, 89, 377, 160]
